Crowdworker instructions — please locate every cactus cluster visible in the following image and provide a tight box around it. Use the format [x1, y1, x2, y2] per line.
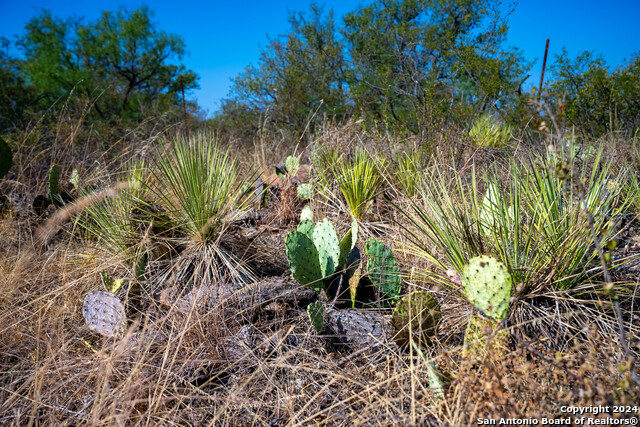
[286, 214, 402, 308]
[286, 217, 358, 293]
[82, 291, 127, 338]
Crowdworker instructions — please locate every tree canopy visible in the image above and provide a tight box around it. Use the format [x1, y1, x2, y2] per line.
[2, 6, 198, 128]
[223, 0, 531, 139]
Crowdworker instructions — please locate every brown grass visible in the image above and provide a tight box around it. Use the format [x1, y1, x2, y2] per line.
[1, 119, 639, 426]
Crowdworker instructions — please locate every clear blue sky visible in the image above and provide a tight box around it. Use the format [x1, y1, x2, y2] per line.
[1, 0, 639, 117]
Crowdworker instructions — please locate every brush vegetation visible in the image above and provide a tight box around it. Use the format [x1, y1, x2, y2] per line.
[1, 1, 640, 425]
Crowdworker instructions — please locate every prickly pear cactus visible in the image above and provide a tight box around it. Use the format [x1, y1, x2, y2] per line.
[70, 169, 80, 192]
[285, 156, 300, 176]
[462, 256, 512, 357]
[297, 183, 314, 201]
[48, 165, 61, 205]
[307, 301, 324, 333]
[83, 291, 126, 338]
[286, 230, 323, 290]
[0, 137, 12, 180]
[313, 218, 340, 278]
[338, 216, 358, 270]
[297, 219, 314, 239]
[300, 205, 313, 222]
[287, 216, 361, 302]
[462, 255, 512, 320]
[392, 291, 441, 347]
[365, 239, 401, 304]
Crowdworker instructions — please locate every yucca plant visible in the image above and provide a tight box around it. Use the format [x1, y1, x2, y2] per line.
[469, 114, 513, 147]
[334, 148, 380, 220]
[74, 160, 149, 258]
[310, 145, 340, 195]
[148, 133, 255, 283]
[394, 150, 424, 198]
[401, 143, 626, 292]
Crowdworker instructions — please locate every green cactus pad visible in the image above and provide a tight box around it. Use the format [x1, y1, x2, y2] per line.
[297, 183, 314, 201]
[285, 155, 300, 176]
[286, 230, 323, 290]
[300, 205, 313, 222]
[313, 218, 340, 278]
[48, 165, 61, 205]
[82, 291, 127, 338]
[0, 137, 12, 180]
[307, 301, 324, 333]
[463, 314, 509, 358]
[392, 291, 441, 347]
[338, 229, 353, 270]
[297, 219, 315, 239]
[365, 239, 401, 303]
[462, 255, 512, 321]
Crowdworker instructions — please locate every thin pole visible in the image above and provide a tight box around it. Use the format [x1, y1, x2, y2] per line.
[180, 74, 189, 139]
[538, 39, 550, 101]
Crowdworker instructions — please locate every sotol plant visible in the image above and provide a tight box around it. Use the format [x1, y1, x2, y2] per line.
[335, 148, 380, 220]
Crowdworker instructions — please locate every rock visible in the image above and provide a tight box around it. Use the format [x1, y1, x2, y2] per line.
[325, 307, 397, 352]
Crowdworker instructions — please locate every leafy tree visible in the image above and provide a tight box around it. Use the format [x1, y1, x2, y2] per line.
[342, 0, 529, 136]
[549, 49, 640, 137]
[17, 7, 198, 122]
[0, 38, 38, 131]
[229, 3, 348, 135]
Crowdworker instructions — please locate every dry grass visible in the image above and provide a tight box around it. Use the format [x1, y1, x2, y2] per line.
[1, 120, 639, 426]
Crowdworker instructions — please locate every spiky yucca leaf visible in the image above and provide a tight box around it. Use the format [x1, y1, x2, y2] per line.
[335, 148, 380, 220]
[150, 134, 251, 243]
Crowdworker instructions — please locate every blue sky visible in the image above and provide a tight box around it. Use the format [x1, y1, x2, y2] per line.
[1, 0, 639, 117]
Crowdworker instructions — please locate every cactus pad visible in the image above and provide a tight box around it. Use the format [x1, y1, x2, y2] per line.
[286, 231, 323, 290]
[83, 291, 126, 338]
[300, 205, 313, 222]
[285, 155, 300, 176]
[313, 218, 340, 278]
[0, 137, 12, 180]
[297, 219, 315, 239]
[307, 301, 324, 333]
[462, 255, 512, 320]
[392, 291, 441, 347]
[297, 183, 314, 201]
[365, 239, 401, 303]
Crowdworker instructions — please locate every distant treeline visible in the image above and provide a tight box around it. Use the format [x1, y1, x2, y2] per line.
[1, 1, 639, 140]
